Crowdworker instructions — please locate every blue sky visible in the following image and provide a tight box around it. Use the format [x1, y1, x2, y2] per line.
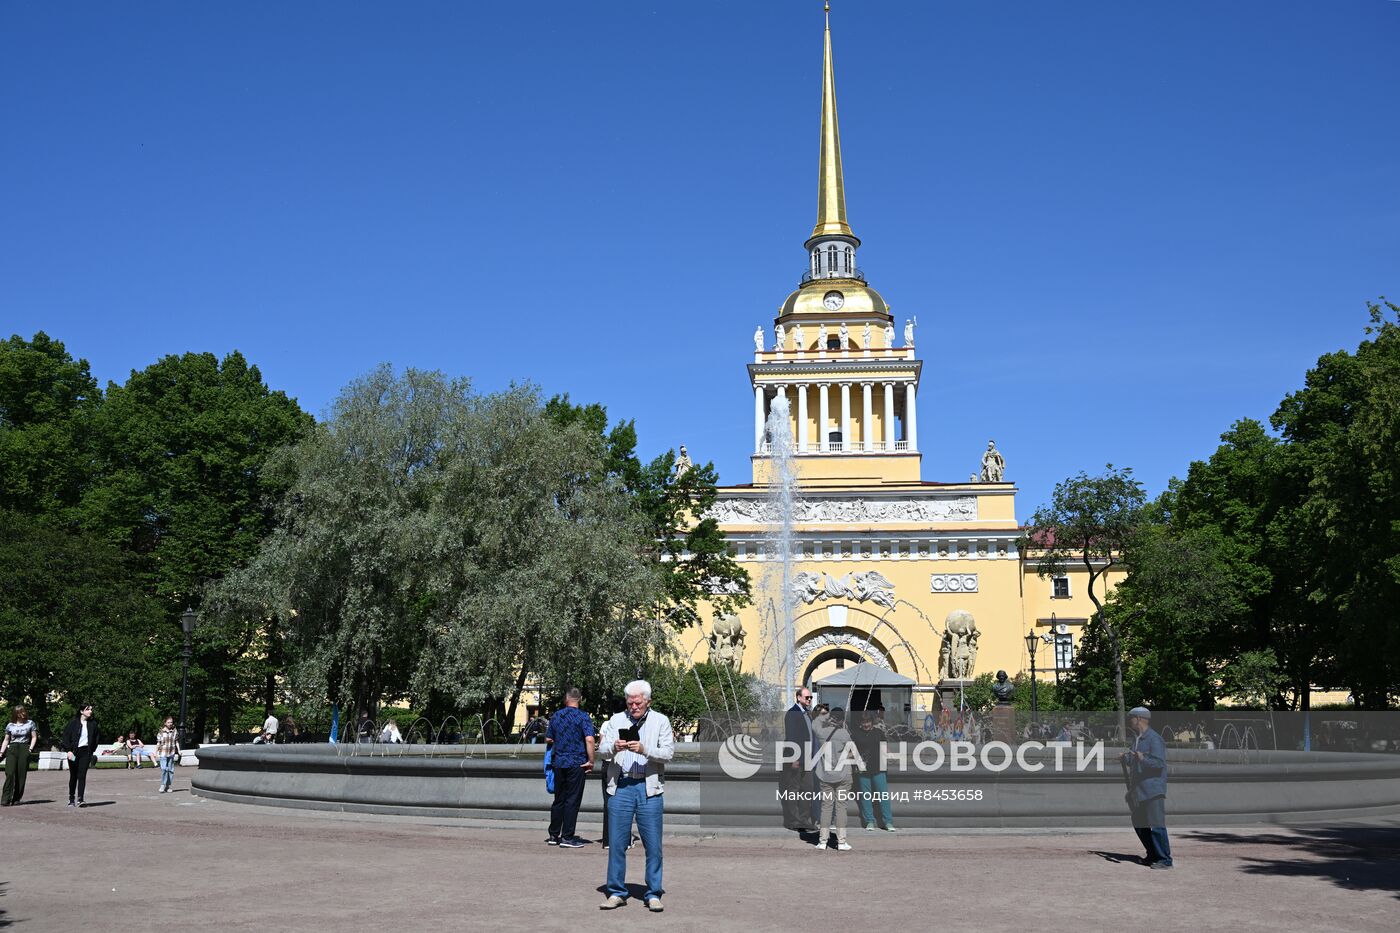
[3, 1, 1397, 514]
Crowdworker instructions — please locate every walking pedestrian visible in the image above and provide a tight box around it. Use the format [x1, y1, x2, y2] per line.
[2, 705, 39, 806]
[155, 716, 180, 793]
[1122, 706, 1172, 869]
[598, 680, 673, 912]
[545, 687, 596, 848]
[811, 707, 864, 851]
[61, 703, 101, 808]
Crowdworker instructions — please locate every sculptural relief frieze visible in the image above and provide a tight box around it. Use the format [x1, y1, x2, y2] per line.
[705, 495, 977, 525]
[791, 570, 896, 608]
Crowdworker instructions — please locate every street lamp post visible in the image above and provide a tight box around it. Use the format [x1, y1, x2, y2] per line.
[179, 607, 197, 746]
[1049, 612, 1063, 687]
[1023, 630, 1040, 729]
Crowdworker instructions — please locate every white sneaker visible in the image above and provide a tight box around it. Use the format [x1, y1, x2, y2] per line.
[600, 896, 626, 910]
[864, 825, 876, 832]
[813, 842, 828, 850]
[837, 842, 853, 851]
[884, 825, 898, 832]
[646, 897, 664, 912]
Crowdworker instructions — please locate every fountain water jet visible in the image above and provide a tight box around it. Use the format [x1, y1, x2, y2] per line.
[758, 393, 800, 702]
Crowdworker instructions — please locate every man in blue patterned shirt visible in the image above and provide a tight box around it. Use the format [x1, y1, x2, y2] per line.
[546, 687, 596, 848]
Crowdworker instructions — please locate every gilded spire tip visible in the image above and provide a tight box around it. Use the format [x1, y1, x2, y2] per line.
[810, 0, 855, 244]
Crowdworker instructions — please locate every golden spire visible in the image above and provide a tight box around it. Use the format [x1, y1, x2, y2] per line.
[810, 2, 857, 244]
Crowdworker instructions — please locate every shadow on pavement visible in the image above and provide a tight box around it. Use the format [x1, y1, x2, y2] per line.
[1091, 850, 1148, 866]
[1185, 825, 1400, 899]
[0, 880, 12, 928]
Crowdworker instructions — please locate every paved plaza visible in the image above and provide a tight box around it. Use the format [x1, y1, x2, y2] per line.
[2, 768, 1397, 932]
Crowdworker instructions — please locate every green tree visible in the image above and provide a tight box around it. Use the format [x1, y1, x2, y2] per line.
[544, 395, 751, 634]
[1270, 299, 1400, 708]
[0, 332, 100, 525]
[0, 511, 170, 739]
[1023, 466, 1145, 737]
[213, 368, 669, 729]
[1109, 522, 1248, 710]
[1173, 419, 1320, 709]
[1217, 649, 1286, 709]
[83, 350, 311, 739]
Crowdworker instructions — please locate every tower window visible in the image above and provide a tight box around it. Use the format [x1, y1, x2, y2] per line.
[844, 247, 852, 273]
[827, 245, 837, 273]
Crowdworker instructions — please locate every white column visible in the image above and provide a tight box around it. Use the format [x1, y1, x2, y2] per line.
[818, 383, 830, 452]
[906, 382, 918, 451]
[840, 383, 851, 451]
[883, 382, 895, 451]
[796, 384, 809, 453]
[862, 382, 873, 452]
[754, 385, 765, 453]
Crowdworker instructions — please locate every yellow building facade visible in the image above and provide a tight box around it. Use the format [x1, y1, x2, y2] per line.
[686, 9, 1122, 713]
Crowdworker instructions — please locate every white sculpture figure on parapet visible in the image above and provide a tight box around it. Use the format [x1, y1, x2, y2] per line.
[884, 322, 895, 349]
[862, 322, 871, 348]
[839, 322, 849, 349]
[793, 322, 804, 352]
[775, 322, 785, 351]
[818, 322, 828, 349]
[980, 440, 1005, 483]
[904, 318, 916, 347]
[939, 609, 980, 680]
[673, 444, 693, 478]
[754, 326, 764, 352]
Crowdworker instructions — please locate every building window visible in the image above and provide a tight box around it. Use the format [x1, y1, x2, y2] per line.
[844, 247, 852, 273]
[827, 335, 841, 350]
[827, 245, 837, 272]
[1052, 576, 1070, 599]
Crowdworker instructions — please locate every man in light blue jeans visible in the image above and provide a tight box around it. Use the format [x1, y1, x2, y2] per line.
[597, 679, 674, 912]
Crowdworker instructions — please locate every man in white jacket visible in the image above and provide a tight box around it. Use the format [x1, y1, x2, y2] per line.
[597, 679, 674, 912]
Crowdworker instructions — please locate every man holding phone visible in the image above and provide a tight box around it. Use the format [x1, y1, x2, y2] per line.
[597, 680, 674, 912]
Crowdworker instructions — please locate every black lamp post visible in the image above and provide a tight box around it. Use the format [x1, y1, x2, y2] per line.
[1049, 611, 1064, 686]
[1024, 630, 1041, 728]
[179, 607, 197, 746]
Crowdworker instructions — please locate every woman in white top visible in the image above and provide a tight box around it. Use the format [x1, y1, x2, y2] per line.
[2, 705, 39, 806]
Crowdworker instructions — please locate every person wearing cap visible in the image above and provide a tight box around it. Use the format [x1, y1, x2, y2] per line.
[1122, 706, 1172, 868]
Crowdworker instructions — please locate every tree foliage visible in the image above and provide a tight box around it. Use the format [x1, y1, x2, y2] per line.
[211, 369, 683, 726]
[1023, 465, 1145, 733]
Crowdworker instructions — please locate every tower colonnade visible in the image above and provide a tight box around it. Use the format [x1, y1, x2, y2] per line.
[755, 379, 917, 455]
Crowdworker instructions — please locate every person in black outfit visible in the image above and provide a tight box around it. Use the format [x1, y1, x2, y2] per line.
[61, 703, 101, 807]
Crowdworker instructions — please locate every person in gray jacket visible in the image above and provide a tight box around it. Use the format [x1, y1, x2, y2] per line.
[1121, 706, 1172, 868]
[812, 707, 864, 851]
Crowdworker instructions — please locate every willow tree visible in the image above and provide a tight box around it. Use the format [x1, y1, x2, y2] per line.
[209, 366, 666, 727]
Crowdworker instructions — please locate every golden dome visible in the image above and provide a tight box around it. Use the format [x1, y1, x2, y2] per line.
[779, 280, 890, 320]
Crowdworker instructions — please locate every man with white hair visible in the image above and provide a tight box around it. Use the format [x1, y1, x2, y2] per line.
[598, 679, 674, 912]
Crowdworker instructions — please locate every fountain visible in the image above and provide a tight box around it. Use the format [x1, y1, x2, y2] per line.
[759, 392, 800, 702]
